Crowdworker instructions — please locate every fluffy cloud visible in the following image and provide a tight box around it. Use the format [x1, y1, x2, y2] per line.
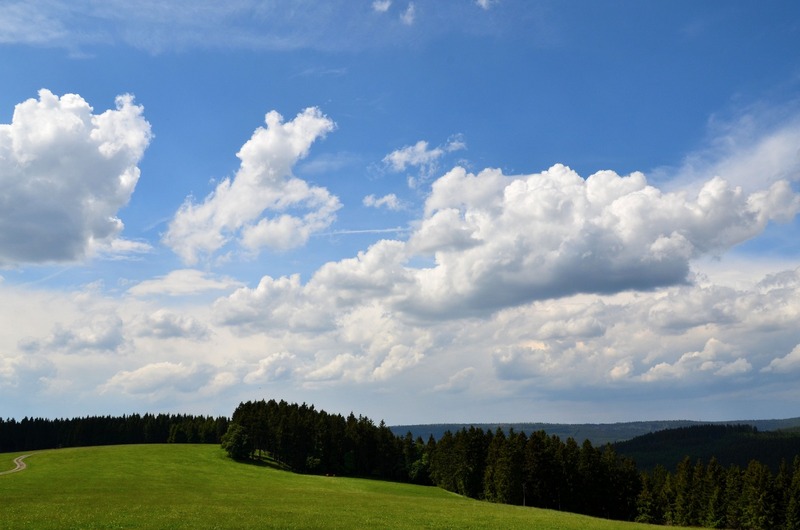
[128, 269, 242, 297]
[0, 89, 151, 266]
[0, 354, 56, 392]
[133, 310, 210, 340]
[763, 344, 800, 373]
[163, 108, 340, 264]
[243, 352, 296, 384]
[383, 136, 466, 183]
[363, 193, 403, 211]
[46, 315, 126, 353]
[217, 165, 799, 326]
[400, 165, 799, 317]
[206, 162, 799, 395]
[102, 362, 213, 397]
[1, 254, 798, 421]
[640, 338, 752, 382]
[372, 0, 392, 13]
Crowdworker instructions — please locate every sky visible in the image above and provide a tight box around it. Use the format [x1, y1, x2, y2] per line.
[1, 1, 799, 425]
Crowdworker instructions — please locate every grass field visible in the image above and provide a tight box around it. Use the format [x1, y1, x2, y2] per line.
[0, 444, 677, 529]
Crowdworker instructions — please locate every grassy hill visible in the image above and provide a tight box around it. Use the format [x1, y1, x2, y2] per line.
[0, 444, 677, 529]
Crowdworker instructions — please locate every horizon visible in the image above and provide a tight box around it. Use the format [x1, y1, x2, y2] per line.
[4, 406, 799, 428]
[1, 1, 799, 426]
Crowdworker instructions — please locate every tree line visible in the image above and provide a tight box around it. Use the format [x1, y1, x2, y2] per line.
[637, 455, 800, 529]
[222, 400, 642, 521]
[615, 423, 800, 472]
[0, 414, 229, 452]
[223, 399, 800, 528]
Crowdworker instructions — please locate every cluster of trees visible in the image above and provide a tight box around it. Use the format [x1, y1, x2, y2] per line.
[222, 400, 412, 480]
[427, 427, 641, 520]
[637, 455, 800, 529]
[224, 400, 800, 527]
[223, 400, 641, 521]
[0, 414, 229, 452]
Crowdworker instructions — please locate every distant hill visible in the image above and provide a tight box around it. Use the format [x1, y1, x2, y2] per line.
[390, 417, 800, 447]
[613, 423, 800, 472]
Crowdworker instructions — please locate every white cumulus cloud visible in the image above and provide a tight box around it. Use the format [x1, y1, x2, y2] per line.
[0, 89, 152, 266]
[399, 164, 799, 317]
[163, 107, 340, 264]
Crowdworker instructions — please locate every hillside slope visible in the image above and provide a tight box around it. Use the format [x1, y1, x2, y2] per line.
[0, 444, 678, 529]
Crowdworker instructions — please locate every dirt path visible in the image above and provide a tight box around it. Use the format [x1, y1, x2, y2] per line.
[0, 454, 32, 476]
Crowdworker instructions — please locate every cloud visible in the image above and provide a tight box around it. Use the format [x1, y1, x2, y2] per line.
[163, 108, 340, 264]
[400, 3, 416, 25]
[202, 154, 799, 399]
[384, 140, 443, 172]
[20, 310, 126, 355]
[0, 354, 56, 392]
[133, 310, 210, 340]
[47, 315, 126, 352]
[383, 136, 466, 177]
[128, 269, 243, 297]
[0, 2, 70, 46]
[363, 193, 403, 211]
[214, 164, 800, 334]
[0, 2, 528, 54]
[215, 273, 333, 333]
[383, 136, 467, 189]
[400, 165, 799, 317]
[762, 344, 800, 374]
[0, 89, 152, 266]
[243, 352, 296, 384]
[92, 238, 153, 260]
[434, 367, 476, 393]
[640, 338, 752, 382]
[475, 0, 496, 9]
[102, 362, 211, 397]
[372, 0, 392, 13]
[658, 108, 800, 194]
[1, 253, 799, 421]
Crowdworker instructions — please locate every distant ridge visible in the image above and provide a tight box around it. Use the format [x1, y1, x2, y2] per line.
[390, 417, 800, 446]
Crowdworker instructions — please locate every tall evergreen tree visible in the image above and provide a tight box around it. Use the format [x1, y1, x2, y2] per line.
[786, 456, 800, 530]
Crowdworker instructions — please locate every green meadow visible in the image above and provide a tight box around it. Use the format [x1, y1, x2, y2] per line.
[0, 444, 677, 529]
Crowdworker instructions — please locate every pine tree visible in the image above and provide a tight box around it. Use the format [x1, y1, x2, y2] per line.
[785, 456, 800, 530]
[741, 459, 776, 530]
[704, 457, 727, 528]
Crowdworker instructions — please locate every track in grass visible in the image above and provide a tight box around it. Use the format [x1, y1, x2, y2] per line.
[0, 454, 31, 475]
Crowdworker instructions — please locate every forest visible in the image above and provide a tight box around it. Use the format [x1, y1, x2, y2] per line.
[222, 399, 800, 529]
[614, 423, 800, 471]
[0, 413, 228, 452]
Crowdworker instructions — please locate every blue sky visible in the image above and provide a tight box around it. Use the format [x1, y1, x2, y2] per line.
[1, 1, 799, 424]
